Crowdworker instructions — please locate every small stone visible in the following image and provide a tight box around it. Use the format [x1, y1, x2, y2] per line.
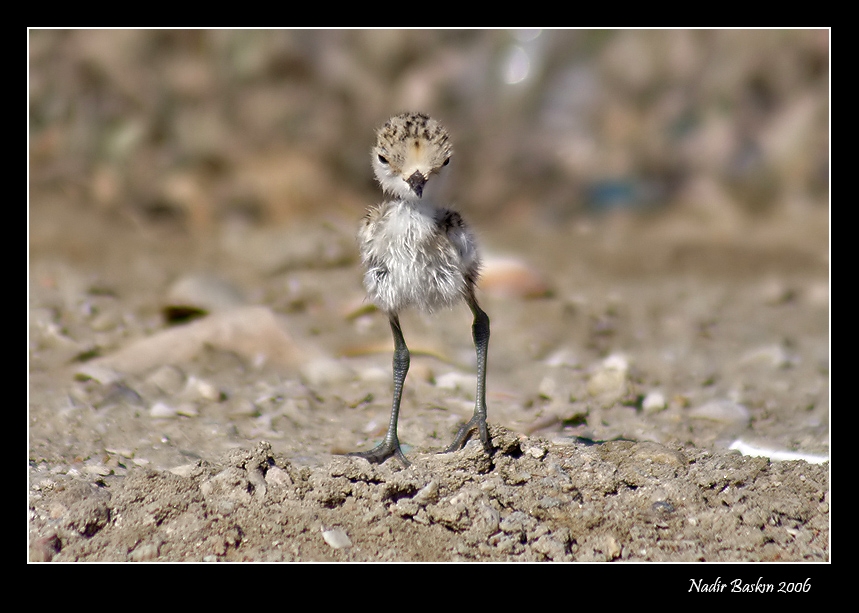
[525, 445, 547, 459]
[300, 358, 355, 387]
[728, 439, 829, 464]
[642, 391, 667, 414]
[435, 371, 474, 393]
[74, 365, 122, 385]
[537, 376, 558, 399]
[428, 501, 468, 531]
[169, 463, 198, 478]
[184, 376, 222, 402]
[500, 511, 536, 536]
[84, 464, 112, 476]
[480, 257, 551, 299]
[36, 478, 55, 491]
[604, 535, 622, 560]
[176, 403, 199, 417]
[689, 400, 750, 426]
[544, 348, 580, 368]
[532, 534, 568, 560]
[129, 542, 161, 562]
[739, 345, 795, 369]
[200, 467, 253, 505]
[632, 442, 687, 467]
[470, 504, 501, 539]
[357, 366, 390, 383]
[265, 465, 293, 488]
[77, 305, 302, 375]
[587, 354, 629, 398]
[392, 499, 420, 518]
[322, 528, 352, 549]
[164, 273, 246, 315]
[149, 402, 178, 418]
[412, 481, 439, 506]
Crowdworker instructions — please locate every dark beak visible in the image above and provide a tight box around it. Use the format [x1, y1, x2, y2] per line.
[407, 171, 427, 198]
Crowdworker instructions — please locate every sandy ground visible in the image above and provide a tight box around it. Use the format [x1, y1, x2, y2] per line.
[28, 30, 829, 565]
[28, 199, 829, 563]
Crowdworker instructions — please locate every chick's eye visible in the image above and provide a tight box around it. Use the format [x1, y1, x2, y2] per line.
[377, 154, 389, 165]
[442, 158, 450, 166]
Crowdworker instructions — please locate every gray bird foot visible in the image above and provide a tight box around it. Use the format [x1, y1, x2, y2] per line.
[443, 414, 492, 455]
[348, 439, 410, 467]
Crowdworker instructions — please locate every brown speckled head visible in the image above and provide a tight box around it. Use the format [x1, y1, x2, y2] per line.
[372, 112, 453, 199]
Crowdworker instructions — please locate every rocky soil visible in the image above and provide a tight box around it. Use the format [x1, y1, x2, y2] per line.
[28, 201, 829, 563]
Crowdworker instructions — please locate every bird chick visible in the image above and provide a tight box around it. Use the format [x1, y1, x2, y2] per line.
[349, 112, 492, 467]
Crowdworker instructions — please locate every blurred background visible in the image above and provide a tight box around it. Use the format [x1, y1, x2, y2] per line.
[29, 28, 830, 471]
[29, 29, 829, 235]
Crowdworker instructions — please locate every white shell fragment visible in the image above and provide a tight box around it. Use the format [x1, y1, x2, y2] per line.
[729, 440, 829, 465]
[322, 528, 353, 549]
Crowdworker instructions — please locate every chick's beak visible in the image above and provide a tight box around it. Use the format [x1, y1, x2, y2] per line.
[406, 171, 427, 197]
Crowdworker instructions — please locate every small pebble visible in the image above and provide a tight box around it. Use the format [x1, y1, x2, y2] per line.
[603, 535, 622, 560]
[129, 543, 160, 562]
[435, 371, 474, 393]
[322, 528, 352, 549]
[74, 365, 121, 385]
[358, 366, 390, 384]
[728, 439, 828, 464]
[169, 464, 198, 478]
[537, 376, 558, 399]
[480, 257, 551, 299]
[689, 400, 750, 426]
[642, 391, 667, 414]
[525, 445, 547, 459]
[500, 511, 536, 535]
[84, 464, 112, 476]
[587, 354, 629, 398]
[149, 402, 178, 418]
[412, 481, 439, 506]
[164, 273, 246, 314]
[739, 345, 795, 369]
[176, 403, 199, 417]
[544, 348, 580, 368]
[300, 358, 355, 387]
[184, 376, 222, 402]
[265, 465, 293, 488]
